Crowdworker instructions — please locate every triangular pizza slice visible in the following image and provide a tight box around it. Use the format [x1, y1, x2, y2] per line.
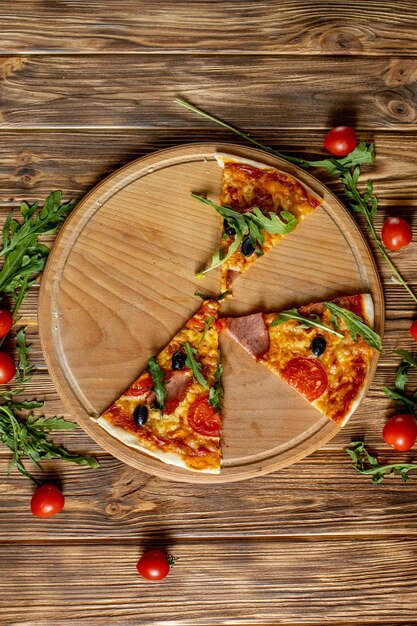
[98, 299, 224, 473]
[226, 294, 380, 426]
[195, 154, 322, 293]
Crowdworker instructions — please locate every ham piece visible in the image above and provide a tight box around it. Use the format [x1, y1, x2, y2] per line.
[165, 370, 192, 403]
[226, 313, 269, 359]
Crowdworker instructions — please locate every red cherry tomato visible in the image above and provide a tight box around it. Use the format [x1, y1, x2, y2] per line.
[282, 357, 328, 402]
[187, 393, 220, 437]
[383, 413, 417, 452]
[31, 484, 65, 518]
[136, 550, 174, 581]
[381, 216, 412, 251]
[410, 320, 417, 341]
[0, 352, 16, 384]
[323, 126, 357, 157]
[0, 309, 13, 338]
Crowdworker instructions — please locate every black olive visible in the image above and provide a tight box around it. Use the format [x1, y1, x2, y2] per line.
[133, 404, 149, 427]
[311, 335, 327, 357]
[172, 350, 187, 370]
[241, 237, 255, 257]
[223, 219, 236, 236]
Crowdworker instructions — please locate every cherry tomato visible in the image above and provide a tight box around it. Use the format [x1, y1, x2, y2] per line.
[323, 126, 357, 157]
[381, 216, 412, 251]
[282, 357, 328, 402]
[410, 320, 417, 341]
[31, 484, 65, 518]
[0, 309, 13, 338]
[0, 352, 16, 384]
[382, 413, 417, 452]
[187, 393, 220, 437]
[136, 550, 175, 581]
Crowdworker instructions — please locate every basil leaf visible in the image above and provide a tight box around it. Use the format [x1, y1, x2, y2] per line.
[184, 343, 208, 389]
[147, 356, 167, 410]
[270, 308, 344, 338]
[395, 361, 410, 392]
[324, 302, 382, 351]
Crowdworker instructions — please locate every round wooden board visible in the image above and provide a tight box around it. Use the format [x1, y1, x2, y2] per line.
[38, 143, 384, 483]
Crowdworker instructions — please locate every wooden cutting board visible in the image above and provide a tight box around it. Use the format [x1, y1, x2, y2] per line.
[38, 143, 384, 483]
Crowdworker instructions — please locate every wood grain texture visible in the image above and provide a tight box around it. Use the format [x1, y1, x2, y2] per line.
[0, 130, 416, 202]
[1, 2, 417, 624]
[3, 539, 417, 625]
[1, 1, 417, 55]
[0, 56, 416, 130]
[37, 143, 383, 482]
[4, 452, 417, 542]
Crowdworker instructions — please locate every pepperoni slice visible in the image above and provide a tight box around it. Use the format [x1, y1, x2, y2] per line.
[282, 357, 328, 402]
[124, 373, 153, 398]
[187, 394, 221, 437]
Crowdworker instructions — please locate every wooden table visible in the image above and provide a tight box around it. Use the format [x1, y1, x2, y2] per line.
[1, 2, 417, 624]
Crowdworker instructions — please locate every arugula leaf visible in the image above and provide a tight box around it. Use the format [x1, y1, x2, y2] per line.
[184, 343, 208, 389]
[208, 351, 224, 411]
[198, 315, 214, 347]
[14, 327, 34, 384]
[324, 302, 382, 351]
[395, 349, 417, 369]
[0, 401, 99, 483]
[345, 440, 417, 484]
[248, 207, 298, 235]
[175, 99, 375, 172]
[194, 291, 229, 302]
[147, 356, 166, 410]
[270, 307, 344, 338]
[192, 194, 298, 276]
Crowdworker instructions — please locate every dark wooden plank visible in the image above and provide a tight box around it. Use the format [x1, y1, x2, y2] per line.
[1, 1, 416, 55]
[0, 56, 416, 130]
[3, 451, 417, 541]
[2, 539, 417, 625]
[0, 129, 416, 203]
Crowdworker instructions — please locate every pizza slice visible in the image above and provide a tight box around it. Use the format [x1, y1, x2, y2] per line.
[97, 299, 225, 473]
[194, 153, 322, 293]
[226, 294, 381, 426]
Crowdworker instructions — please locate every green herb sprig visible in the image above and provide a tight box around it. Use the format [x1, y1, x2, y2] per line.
[0, 192, 101, 481]
[383, 349, 417, 414]
[208, 351, 224, 411]
[176, 99, 416, 305]
[1, 191, 77, 319]
[147, 356, 167, 410]
[192, 194, 297, 277]
[324, 302, 382, 351]
[0, 400, 99, 484]
[184, 342, 208, 389]
[340, 169, 417, 305]
[345, 440, 417, 484]
[270, 308, 344, 338]
[175, 99, 375, 174]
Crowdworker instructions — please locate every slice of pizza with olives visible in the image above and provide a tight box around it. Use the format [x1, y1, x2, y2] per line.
[194, 153, 322, 293]
[226, 294, 381, 426]
[97, 299, 225, 473]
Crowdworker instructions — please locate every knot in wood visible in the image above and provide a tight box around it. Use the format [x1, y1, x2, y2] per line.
[375, 90, 416, 124]
[320, 27, 364, 53]
[105, 500, 124, 518]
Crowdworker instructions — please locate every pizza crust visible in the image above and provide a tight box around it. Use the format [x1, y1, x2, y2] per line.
[215, 152, 323, 205]
[96, 416, 220, 474]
